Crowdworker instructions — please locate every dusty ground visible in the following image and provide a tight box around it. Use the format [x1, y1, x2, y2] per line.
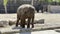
[0, 13, 60, 34]
[0, 13, 60, 24]
[15, 30, 60, 34]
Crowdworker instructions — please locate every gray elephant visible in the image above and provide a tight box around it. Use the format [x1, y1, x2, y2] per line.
[16, 4, 36, 28]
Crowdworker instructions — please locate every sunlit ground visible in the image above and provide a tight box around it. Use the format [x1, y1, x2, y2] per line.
[0, 13, 60, 34]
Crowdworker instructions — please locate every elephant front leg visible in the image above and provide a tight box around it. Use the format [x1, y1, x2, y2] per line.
[16, 19, 19, 27]
[21, 19, 25, 28]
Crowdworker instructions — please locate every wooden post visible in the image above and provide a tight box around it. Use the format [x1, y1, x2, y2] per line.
[31, 0, 34, 5]
[4, 6, 7, 13]
[48, 2, 51, 13]
[48, 5, 50, 13]
[3, 0, 8, 14]
[14, 0, 16, 3]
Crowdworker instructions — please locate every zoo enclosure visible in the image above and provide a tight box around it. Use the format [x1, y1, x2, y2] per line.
[0, 0, 60, 13]
[0, 0, 38, 13]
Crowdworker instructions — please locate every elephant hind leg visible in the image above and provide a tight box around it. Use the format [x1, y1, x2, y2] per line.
[31, 16, 34, 28]
[27, 18, 31, 28]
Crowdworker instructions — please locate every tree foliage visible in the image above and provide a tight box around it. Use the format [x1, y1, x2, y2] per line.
[3, 0, 8, 6]
[3, 0, 8, 13]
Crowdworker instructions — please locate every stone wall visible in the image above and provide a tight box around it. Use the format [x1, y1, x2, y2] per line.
[49, 5, 60, 13]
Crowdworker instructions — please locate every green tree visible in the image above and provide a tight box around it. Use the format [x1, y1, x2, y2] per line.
[47, 0, 52, 4]
[59, 0, 60, 2]
[3, 0, 8, 13]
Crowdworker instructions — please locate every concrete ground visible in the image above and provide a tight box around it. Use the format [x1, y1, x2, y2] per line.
[0, 13, 60, 24]
[0, 13, 60, 34]
[15, 30, 60, 34]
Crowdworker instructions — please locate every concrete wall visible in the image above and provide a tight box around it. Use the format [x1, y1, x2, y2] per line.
[49, 5, 60, 13]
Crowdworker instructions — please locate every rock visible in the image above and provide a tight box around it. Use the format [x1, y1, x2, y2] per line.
[0, 32, 1, 34]
[0, 20, 9, 27]
[9, 20, 16, 26]
[34, 19, 44, 24]
[54, 29, 60, 32]
[37, 19, 44, 24]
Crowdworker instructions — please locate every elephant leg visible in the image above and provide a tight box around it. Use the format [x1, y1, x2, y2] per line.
[27, 18, 31, 28]
[16, 19, 19, 27]
[31, 16, 34, 28]
[21, 19, 25, 28]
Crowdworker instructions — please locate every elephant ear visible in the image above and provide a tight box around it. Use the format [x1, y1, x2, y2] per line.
[29, 7, 35, 12]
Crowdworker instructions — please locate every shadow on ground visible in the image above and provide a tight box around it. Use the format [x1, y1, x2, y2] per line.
[12, 26, 32, 34]
[9, 19, 44, 26]
[11, 19, 44, 34]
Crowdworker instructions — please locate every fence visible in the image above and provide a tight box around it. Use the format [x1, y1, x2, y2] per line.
[0, 0, 37, 13]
